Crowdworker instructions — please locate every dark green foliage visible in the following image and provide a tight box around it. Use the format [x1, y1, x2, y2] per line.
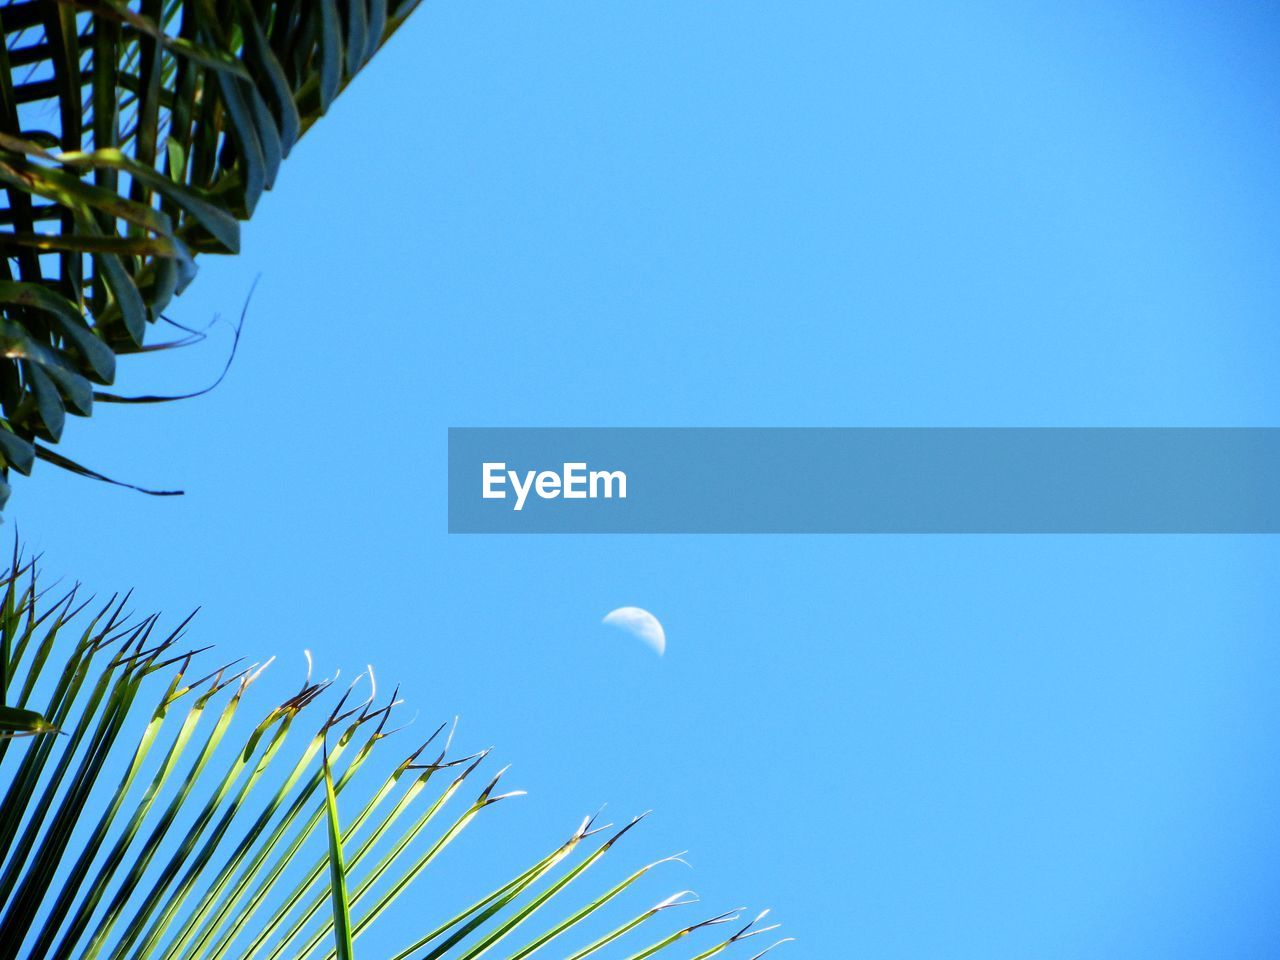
[0, 0, 423, 507]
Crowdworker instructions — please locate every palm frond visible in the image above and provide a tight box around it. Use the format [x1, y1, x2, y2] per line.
[322, 742, 355, 960]
[0, 0, 424, 507]
[0, 552, 785, 959]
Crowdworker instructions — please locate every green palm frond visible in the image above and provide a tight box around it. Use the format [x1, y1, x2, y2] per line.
[0, 554, 788, 959]
[0, 0, 423, 508]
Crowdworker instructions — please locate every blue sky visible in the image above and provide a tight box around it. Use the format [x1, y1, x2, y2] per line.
[12, 2, 1280, 956]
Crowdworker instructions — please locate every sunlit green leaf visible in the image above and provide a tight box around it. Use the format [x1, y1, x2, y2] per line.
[0, 553, 782, 959]
[324, 744, 355, 960]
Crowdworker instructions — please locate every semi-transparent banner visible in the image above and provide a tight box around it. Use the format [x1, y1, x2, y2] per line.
[447, 428, 1280, 533]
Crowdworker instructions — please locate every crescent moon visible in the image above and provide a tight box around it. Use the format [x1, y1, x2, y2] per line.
[602, 607, 666, 657]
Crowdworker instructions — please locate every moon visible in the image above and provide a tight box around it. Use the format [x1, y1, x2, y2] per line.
[602, 607, 666, 657]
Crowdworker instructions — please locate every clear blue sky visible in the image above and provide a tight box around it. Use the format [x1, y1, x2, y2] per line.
[13, 2, 1280, 956]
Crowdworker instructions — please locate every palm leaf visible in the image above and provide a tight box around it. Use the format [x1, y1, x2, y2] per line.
[0, 704, 56, 737]
[0, 0, 425, 509]
[323, 742, 355, 960]
[0, 550, 784, 958]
